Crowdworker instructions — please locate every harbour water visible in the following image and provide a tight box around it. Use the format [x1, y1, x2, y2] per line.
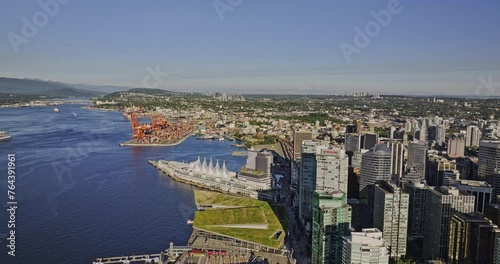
[0, 104, 246, 263]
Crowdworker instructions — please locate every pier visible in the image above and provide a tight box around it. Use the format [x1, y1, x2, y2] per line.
[149, 160, 260, 199]
[94, 243, 191, 264]
[120, 133, 193, 147]
[94, 253, 162, 264]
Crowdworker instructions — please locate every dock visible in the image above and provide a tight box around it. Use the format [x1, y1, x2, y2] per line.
[122, 111, 195, 147]
[120, 134, 192, 147]
[94, 237, 294, 263]
[94, 243, 191, 264]
[149, 160, 259, 199]
[94, 253, 162, 264]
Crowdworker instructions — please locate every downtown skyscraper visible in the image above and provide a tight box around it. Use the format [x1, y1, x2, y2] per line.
[312, 190, 351, 264]
[373, 181, 409, 258]
[447, 134, 466, 158]
[299, 141, 349, 225]
[466, 125, 482, 147]
[384, 140, 404, 182]
[359, 144, 392, 228]
[423, 186, 475, 261]
[407, 141, 428, 180]
[478, 140, 500, 202]
[342, 228, 389, 264]
[448, 212, 500, 264]
[404, 181, 427, 241]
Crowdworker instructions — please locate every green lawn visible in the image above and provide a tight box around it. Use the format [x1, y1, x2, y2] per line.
[193, 190, 285, 249]
[195, 190, 263, 207]
[194, 207, 267, 225]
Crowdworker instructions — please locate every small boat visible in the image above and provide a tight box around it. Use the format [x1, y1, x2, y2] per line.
[218, 137, 224, 141]
[53, 108, 60, 113]
[0, 131, 11, 141]
[232, 151, 248, 156]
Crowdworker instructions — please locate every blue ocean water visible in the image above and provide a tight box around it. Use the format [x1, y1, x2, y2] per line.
[0, 104, 246, 263]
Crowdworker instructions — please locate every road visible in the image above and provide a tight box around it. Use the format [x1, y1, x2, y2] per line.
[274, 159, 310, 264]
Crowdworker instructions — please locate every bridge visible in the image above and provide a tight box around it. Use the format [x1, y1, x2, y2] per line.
[277, 138, 294, 161]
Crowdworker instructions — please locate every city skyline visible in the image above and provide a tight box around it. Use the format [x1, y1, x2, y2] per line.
[2, 1, 500, 263]
[1, 0, 500, 95]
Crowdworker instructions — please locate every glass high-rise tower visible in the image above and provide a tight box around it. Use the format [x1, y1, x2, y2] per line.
[312, 190, 351, 264]
[478, 140, 500, 202]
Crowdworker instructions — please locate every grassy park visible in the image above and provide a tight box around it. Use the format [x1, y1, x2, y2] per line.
[193, 190, 285, 249]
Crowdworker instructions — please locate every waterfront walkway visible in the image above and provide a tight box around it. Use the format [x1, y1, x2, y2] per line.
[93, 243, 190, 264]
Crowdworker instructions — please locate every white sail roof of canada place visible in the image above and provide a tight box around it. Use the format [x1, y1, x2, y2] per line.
[188, 156, 235, 178]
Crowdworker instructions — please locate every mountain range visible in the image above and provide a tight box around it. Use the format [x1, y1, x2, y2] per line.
[0, 77, 106, 98]
[0, 77, 185, 99]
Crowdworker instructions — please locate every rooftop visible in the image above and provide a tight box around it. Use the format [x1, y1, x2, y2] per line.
[454, 212, 499, 225]
[347, 228, 385, 246]
[430, 186, 469, 196]
[406, 180, 426, 188]
[314, 189, 346, 198]
[239, 166, 268, 178]
[193, 190, 285, 249]
[480, 140, 500, 148]
[195, 190, 263, 207]
[457, 179, 492, 188]
[194, 207, 268, 227]
[488, 203, 500, 210]
[376, 180, 404, 194]
[373, 143, 390, 153]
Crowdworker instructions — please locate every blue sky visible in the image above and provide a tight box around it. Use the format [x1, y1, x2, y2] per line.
[1, 0, 500, 95]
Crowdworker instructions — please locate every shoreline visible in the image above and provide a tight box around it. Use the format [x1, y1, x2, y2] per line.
[148, 160, 249, 198]
[0, 99, 91, 109]
[119, 133, 193, 147]
[0, 103, 61, 109]
[82, 106, 119, 112]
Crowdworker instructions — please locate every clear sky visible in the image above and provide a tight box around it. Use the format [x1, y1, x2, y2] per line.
[1, 0, 500, 95]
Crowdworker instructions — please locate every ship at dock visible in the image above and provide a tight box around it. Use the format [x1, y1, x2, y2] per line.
[150, 156, 274, 199]
[195, 134, 217, 140]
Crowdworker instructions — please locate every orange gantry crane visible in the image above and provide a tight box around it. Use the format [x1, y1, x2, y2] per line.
[129, 112, 193, 144]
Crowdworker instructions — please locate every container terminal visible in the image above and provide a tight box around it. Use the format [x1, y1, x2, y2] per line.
[120, 109, 195, 146]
